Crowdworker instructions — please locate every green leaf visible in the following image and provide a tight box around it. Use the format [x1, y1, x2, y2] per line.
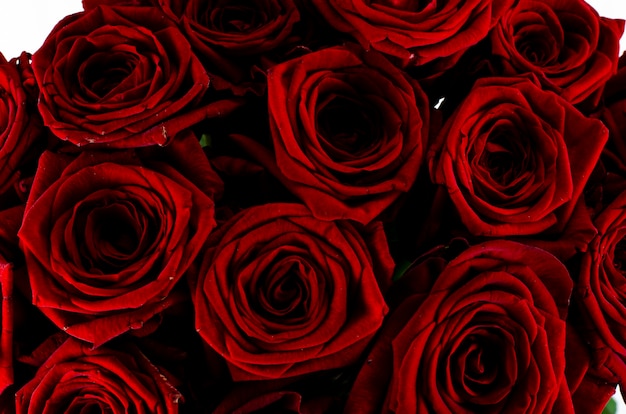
[199, 134, 212, 148]
[392, 259, 413, 282]
[603, 397, 617, 414]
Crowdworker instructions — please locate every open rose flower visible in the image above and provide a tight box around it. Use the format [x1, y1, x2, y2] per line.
[577, 189, 626, 381]
[18, 134, 218, 345]
[346, 240, 573, 413]
[164, 0, 299, 56]
[15, 338, 181, 413]
[190, 203, 393, 380]
[312, 0, 516, 67]
[236, 45, 429, 224]
[490, 0, 623, 106]
[428, 76, 607, 237]
[32, 5, 237, 148]
[159, 0, 302, 95]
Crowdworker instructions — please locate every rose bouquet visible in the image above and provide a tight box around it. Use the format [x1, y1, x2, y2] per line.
[0, 0, 625, 413]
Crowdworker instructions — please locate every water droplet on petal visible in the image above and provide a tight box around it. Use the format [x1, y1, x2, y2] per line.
[130, 320, 144, 329]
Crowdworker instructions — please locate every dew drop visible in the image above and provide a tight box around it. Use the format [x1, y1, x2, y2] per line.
[170, 393, 182, 403]
[130, 320, 144, 330]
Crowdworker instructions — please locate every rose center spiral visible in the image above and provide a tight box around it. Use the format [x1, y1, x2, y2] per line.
[74, 198, 155, 276]
[81, 53, 137, 98]
[257, 258, 310, 320]
[478, 130, 527, 188]
[317, 96, 380, 155]
[512, 8, 563, 67]
[197, 1, 262, 33]
[446, 325, 516, 406]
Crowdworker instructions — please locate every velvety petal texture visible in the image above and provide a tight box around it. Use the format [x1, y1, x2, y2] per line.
[0, 0, 623, 411]
[190, 203, 393, 380]
[32, 5, 220, 148]
[15, 339, 181, 414]
[238, 45, 429, 224]
[18, 134, 218, 345]
[577, 189, 626, 382]
[428, 76, 607, 237]
[0, 53, 41, 195]
[160, 0, 301, 93]
[491, 0, 624, 105]
[165, 0, 299, 55]
[312, 0, 517, 66]
[346, 240, 573, 413]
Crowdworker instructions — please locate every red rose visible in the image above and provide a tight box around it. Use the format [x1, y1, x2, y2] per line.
[164, 0, 300, 56]
[490, 0, 624, 105]
[235, 45, 429, 224]
[577, 189, 626, 380]
[15, 338, 181, 413]
[190, 203, 393, 380]
[159, 0, 301, 94]
[18, 133, 218, 345]
[32, 5, 238, 148]
[428, 76, 607, 237]
[312, 0, 516, 67]
[346, 240, 573, 413]
[0, 53, 41, 195]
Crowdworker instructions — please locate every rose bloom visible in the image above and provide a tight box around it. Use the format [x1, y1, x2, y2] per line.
[31, 5, 230, 148]
[346, 240, 573, 413]
[577, 189, 626, 380]
[15, 338, 181, 413]
[0, 52, 41, 195]
[312, 0, 516, 67]
[160, 0, 302, 94]
[490, 0, 624, 106]
[85, 0, 302, 94]
[18, 134, 218, 345]
[428, 76, 607, 237]
[190, 203, 393, 380]
[238, 45, 429, 224]
[163, 0, 299, 55]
